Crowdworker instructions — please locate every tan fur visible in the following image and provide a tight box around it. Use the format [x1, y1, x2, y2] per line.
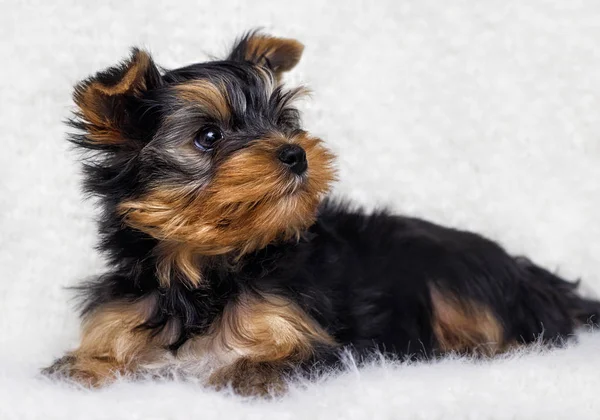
[207, 358, 289, 397]
[119, 134, 336, 286]
[173, 80, 231, 121]
[178, 293, 335, 363]
[74, 50, 153, 146]
[89, 51, 151, 96]
[153, 241, 205, 287]
[46, 292, 333, 395]
[430, 287, 505, 355]
[45, 295, 176, 386]
[244, 35, 304, 76]
[216, 293, 335, 360]
[196, 293, 335, 395]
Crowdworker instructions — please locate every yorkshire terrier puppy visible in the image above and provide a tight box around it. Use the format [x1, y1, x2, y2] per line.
[44, 31, 600, 396]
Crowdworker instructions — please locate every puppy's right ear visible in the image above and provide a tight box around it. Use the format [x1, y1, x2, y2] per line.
[72, 48, 162, 150]
[227, 31, 304, 81]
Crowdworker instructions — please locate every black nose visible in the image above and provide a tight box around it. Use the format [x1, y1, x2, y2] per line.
[278, 144, 307, 175]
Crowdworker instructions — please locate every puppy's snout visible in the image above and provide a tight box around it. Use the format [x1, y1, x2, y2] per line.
[277, 144, 307, 175]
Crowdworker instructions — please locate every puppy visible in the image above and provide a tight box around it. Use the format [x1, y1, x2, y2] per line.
[44, 31, 600, 396]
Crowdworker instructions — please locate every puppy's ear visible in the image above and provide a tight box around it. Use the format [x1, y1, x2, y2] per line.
[72, 48, 162, 150]
[228, 31, 304, 79]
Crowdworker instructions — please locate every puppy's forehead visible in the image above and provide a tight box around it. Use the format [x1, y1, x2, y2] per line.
[163, 62, 275, 123]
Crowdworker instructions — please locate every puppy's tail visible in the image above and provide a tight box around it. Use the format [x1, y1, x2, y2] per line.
[512, 258, 600, 344]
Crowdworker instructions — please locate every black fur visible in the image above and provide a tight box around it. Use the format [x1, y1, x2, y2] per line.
[76, 196, 600, 361]
[67, 33, 600, 373]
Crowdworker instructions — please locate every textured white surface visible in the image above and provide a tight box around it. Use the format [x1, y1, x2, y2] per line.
[1, 0, 600, 418]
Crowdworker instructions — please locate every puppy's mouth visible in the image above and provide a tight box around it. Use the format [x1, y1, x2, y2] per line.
[278, 171, 309, 196]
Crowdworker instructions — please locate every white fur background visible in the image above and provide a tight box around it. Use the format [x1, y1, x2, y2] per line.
[1, 0, 600, 418]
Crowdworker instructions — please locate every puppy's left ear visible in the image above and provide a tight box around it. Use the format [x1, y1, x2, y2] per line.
[228, 31, 304, 79]
[72, 48, 162, 150]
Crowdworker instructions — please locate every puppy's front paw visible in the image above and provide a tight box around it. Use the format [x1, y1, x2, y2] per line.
[209, 359, 289, 397]
[42, 354, 77, 376]
[42, 353, 121, 387]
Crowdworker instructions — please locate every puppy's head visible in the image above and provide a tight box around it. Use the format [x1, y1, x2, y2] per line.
[72, 32, 336, 286]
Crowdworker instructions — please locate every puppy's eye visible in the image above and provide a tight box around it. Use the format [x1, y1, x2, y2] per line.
[194, 126, 223, 151]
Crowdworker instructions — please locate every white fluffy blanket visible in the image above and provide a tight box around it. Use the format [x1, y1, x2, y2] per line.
[2, 0, 600, 418]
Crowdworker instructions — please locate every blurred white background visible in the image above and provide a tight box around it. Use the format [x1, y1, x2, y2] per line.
[1, 0, 599, 418]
